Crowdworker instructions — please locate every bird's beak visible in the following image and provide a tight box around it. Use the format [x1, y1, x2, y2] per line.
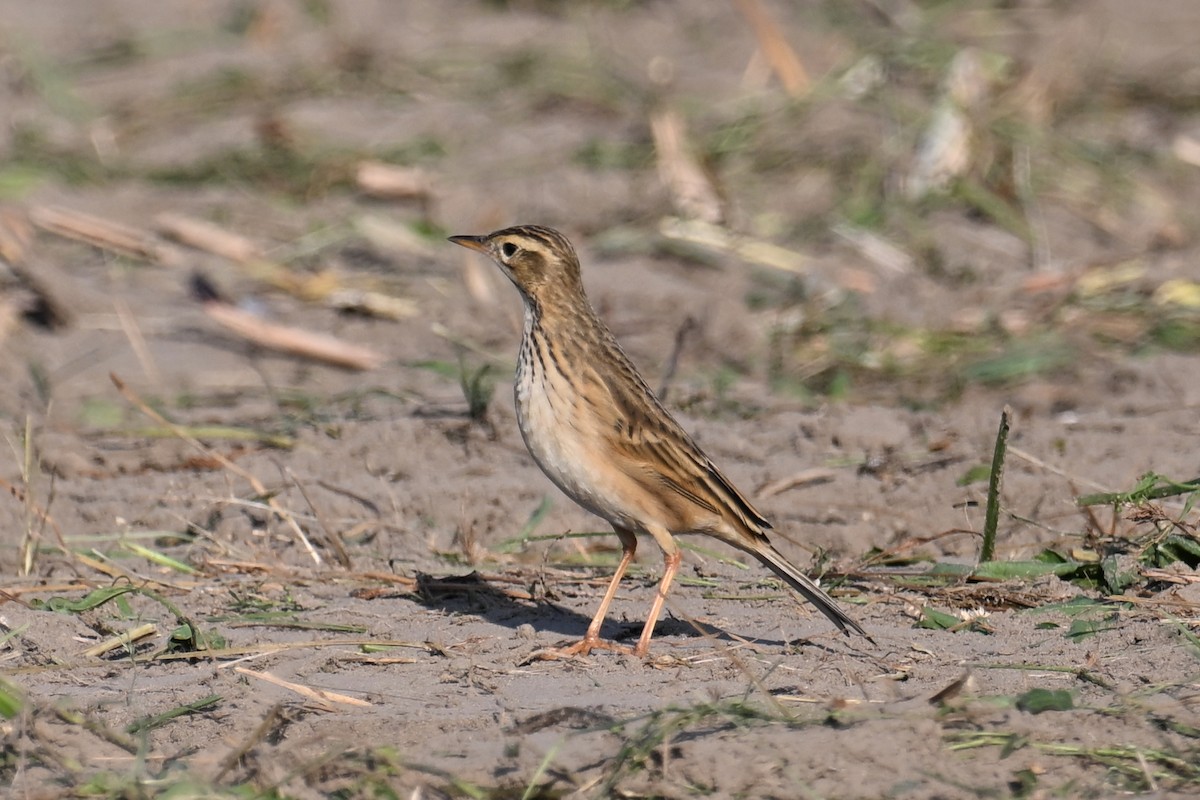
[448, 234, 488, 254]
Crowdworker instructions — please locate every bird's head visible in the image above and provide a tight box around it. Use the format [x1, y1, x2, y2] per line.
[449, 224, 583, 303]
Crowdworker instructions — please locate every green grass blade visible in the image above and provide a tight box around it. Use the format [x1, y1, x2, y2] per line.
[979, 405, 1011, 564]
[122, 541, 199, 574]
[125, 694, 222, 734]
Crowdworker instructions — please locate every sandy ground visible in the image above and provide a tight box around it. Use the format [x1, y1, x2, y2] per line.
[2, 1, 1200, 797]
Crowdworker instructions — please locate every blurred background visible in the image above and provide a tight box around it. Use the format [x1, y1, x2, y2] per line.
[1, 0, 1199, 418]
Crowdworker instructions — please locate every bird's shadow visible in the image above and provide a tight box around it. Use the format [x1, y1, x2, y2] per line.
[411, 570, 832, 652]
[414, 569, 632, 640]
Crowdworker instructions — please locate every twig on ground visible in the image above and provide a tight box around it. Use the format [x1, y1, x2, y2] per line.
[650, 109, 724, 224]
[233, 666, 372, 709]
[288, 468, 351, 569]
[355, 160, 434, 201]
[196, 288, 385, 371]
[82, 623, 158, 658]
[30, 205, 182, 264]
[755, 468, 838, 500]
[731, 0, 810, 96]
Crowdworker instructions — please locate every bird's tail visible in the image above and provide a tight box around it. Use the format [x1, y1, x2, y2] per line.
[750, 542, 872, 642]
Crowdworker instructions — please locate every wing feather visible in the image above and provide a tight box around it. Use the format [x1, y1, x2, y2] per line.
[590, 352, 772, 535]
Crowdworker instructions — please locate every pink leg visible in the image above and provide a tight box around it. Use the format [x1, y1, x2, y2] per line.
[538, 528, 638, 658]
[634, 546, 682, 657]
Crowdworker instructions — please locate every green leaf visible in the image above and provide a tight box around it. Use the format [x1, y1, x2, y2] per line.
[1032, 596, 1109, 617]
[956, 464, 992, 486]
[167, 623, 226, 653]
[1014, 688, 1073, 714]
[1065, 618, 1117, 641]
[115, 593, 136, 619]
[970, 560, 1086, 580]
[31, 586, 137, 613]
[918, 607, 960, 630]
[1034, 548, 1070, 564]
[0, 677, 23, 718]
[1101, 556, 1136, 594]
[924, 562, 974, 577]
[1152, 535, 1200, 568]
[922, 556, 1100, 584]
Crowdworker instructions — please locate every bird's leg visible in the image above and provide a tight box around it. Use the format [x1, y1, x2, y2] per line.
[633, 528, 682, 657]
[537, 528, 638, 659]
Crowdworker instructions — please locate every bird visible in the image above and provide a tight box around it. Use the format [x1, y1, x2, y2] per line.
[449, 224, 868, 657]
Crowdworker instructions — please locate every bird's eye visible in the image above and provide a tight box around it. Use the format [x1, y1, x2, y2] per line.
[500, 242, 518, 259]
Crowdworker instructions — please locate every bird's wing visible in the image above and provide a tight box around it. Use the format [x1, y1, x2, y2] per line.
[589, 354, 772, 536]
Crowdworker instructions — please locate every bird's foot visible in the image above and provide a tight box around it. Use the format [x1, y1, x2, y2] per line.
[523, 636, 637, 662]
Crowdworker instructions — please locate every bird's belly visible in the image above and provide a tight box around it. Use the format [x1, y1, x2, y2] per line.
[515, 378, 636, 530]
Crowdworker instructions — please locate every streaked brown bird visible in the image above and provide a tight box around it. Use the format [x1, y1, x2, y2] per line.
[450, 225, 868, 657]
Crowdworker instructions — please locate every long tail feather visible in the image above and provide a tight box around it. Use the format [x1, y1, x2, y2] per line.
[750, 543, 872, 642]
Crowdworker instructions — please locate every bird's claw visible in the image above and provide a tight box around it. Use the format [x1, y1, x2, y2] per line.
[522, 637, 638, 663]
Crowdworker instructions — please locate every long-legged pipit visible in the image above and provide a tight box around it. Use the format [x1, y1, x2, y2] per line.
[450, 225, 868, 657]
